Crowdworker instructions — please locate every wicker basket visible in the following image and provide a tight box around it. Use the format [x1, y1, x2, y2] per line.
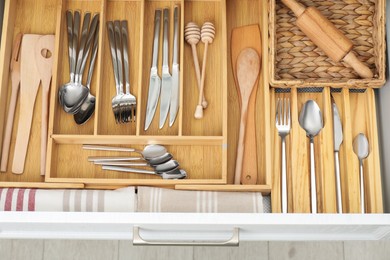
[269, 0, 386, 88]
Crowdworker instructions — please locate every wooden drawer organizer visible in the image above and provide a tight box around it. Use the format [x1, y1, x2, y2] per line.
[0, 0, 384, 213]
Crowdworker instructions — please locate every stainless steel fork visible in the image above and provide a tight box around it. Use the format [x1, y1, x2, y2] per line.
[107, 21, 123, 123]
[275, 97, 291, 214]
[120, 20, 137, 123]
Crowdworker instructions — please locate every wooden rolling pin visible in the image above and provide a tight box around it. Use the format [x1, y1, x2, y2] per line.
[281, 0, 373, 79]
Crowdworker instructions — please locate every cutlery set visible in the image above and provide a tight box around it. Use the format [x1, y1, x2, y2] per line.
[184, 21, 215, 119]
[58, 10, 100, 124]
[83, 144, 187, 179]
[276, 96, 370, 214]
[0, 33, 55, 176]
[145, 7, 180, 130]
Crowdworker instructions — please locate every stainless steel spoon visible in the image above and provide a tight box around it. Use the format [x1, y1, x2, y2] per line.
[90, 152, 172, 166]
[96, 159, 179, 172]
[353, 133, 370, 214]
[59, 11, 90, 114]
[299, 99, 323, 214]
[74, 20, 99, 124]
[82, 144, 167, 159]
[102, 165, 187, 179]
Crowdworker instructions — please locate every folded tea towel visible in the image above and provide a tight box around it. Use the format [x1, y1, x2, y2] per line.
[0, 187, 136, 212]
[137, 186, 269, 213]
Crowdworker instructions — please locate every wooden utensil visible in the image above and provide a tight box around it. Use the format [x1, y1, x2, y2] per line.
[281, 0, 373, 79]
[0, 33, 22, 172]
[12, 34, 42, 174]
[194, 22, 215, 119]
[184, 22, 207, 109]
[35, 35, 55, 176]
[231, 25, 262, 185]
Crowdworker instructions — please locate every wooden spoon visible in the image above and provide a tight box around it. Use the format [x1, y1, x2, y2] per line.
[35, 35, 55, 176]
[231, 25, 262, 184]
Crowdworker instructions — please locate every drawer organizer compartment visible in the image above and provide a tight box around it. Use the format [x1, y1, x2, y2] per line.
[0, 0, 385, 214]
[270, 87, 382, 213]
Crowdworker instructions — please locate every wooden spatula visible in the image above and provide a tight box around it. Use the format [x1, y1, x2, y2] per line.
[231, 25, 262, 185]
[12, 34, 42, 174]
[0, 33, 22, 172]
[35, 35, 55, 176]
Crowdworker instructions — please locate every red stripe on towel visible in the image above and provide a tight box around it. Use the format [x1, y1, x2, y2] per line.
[28, 189, 36, 211]
[16, 189, 26, 211]
[4, 188, 14, 211]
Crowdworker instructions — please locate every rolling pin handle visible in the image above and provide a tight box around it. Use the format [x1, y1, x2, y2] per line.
[343, 52, 373, 79]
[281, 0, 306, 17]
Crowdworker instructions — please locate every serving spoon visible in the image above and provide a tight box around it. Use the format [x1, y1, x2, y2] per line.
[299, 99, 323, 214]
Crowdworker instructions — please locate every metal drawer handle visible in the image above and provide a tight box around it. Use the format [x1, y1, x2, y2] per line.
[133, 226, 239, 246]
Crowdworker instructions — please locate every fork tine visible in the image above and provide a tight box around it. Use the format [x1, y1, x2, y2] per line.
[276, 98, 280, 125]
[287, 98, 291, 126]
[283, 98, 287, 125]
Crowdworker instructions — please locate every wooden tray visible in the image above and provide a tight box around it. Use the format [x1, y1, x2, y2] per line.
[0, 0, 383, 213]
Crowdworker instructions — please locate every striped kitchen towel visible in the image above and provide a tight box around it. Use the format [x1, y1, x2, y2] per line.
[137, 187, 268, 213]
[0, 187, 136, 212]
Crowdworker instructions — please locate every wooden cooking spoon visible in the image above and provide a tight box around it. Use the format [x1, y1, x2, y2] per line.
[232, 25, 262, 185]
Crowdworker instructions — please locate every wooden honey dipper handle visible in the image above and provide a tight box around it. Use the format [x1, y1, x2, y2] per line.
[281, 0, 373, 78]
[195, 22, 215, 119]
[185, 22, 208, 109]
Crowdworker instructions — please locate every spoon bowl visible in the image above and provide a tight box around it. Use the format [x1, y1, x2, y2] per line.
[353, 133, 369, 160]
[59, 83, 90, 114]
[74, 92, 95, 124]
[299, 100, 323, 138]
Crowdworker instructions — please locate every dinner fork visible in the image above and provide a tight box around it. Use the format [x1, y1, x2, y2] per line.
[120, 20, 137, 123]
[107, 21, 123, 123]
[275, 97, 291, 214]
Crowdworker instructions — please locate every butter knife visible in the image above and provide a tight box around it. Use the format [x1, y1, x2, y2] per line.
[332, 99, 343, 213]
[145, 9, 162, 131]
[159, 8, 172, 129]
[169, 6, 180, 127]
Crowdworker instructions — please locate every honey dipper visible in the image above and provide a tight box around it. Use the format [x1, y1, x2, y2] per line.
[184, 22, 208, 109]
[281, 0, 373, 78]
[194, 22, 215, 119]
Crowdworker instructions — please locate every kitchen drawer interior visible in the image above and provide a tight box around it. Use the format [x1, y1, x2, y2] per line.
[270, 87, 382, 213]
[0, 0, 385, 214]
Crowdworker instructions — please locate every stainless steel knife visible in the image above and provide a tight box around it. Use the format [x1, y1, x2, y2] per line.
[159, 8, 172, 129]
[332, 99, 343, 213]
[169, 6, 180, 127]
[145, 9, 162, 131]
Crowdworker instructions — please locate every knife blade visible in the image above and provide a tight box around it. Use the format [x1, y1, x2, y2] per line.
[159, 8, 172, 129]
[332, 99, 343, 213]
[169, 6, 180, 127]
[145, 9, 162, 131]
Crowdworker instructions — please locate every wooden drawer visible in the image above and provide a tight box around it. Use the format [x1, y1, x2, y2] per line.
[0, 0, 385, 218]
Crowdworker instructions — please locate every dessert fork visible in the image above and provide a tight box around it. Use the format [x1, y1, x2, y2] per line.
[275, 97, 291, 213]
